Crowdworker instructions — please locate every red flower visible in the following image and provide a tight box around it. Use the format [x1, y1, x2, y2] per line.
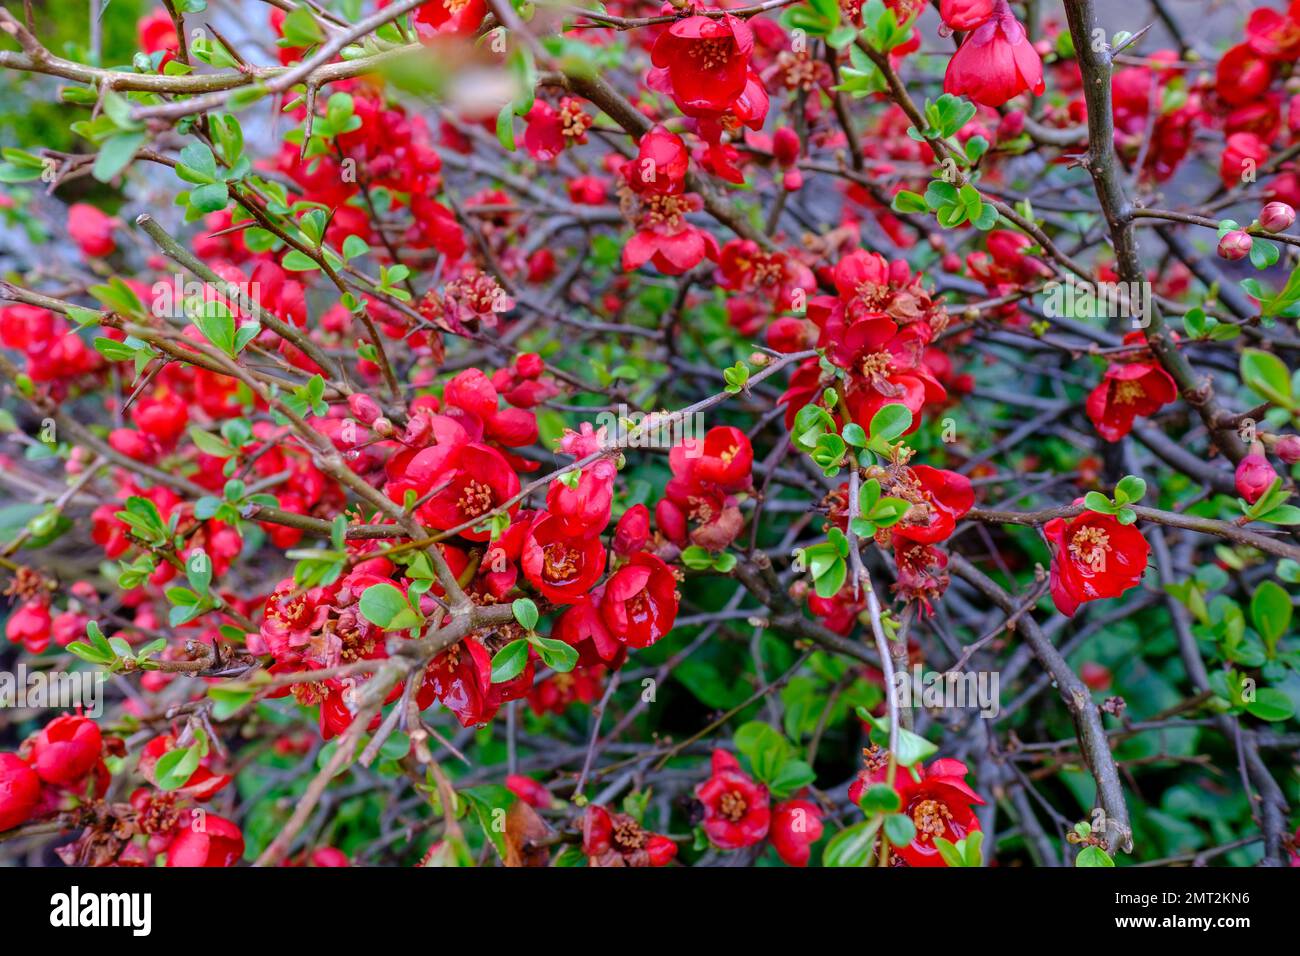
[505, 774, 554, 809]
[403, 442, 521, 541]
[412, 0, 486, 35]
[890, 465, 975, 545]
[625, 126, 689, 197]
[1220, 132, 1269, 189]
[0, 753, 40, 832]
[696, 749, 770, 849]
[1216, 43, 1274, 107]
[600, 553, 680, 649]
[943, 0, 1044, 108]
[1235, 454, 1277, 505]
[649, 15, 754, 117]
[623, 197, 719, 275]
[166, 813, 244, 867]
[1044, 509, 1149, 617]
[420, 636, 533, 727]
[521, 514, 608, 605]
[613, 504, 651, 556]
[892, 758, 984, 867]
[30, 714, 102, 786]
[546, 460, 615, 539]
[67, 203, 117, 258]
[582, 804, 677, 867]
[6, 599, 51, 654]
[671, 425, 754, 492]
[1085, 335, 1178, 442]
[137, 9, 179, 57]
[769, 798, 825, 867]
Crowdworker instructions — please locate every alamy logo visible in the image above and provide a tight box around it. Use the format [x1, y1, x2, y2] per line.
[891, 664, 1001, 718]
[49, 886, 152, 936]
[0, 666, 104, 718]
[591, 405, 706, 454]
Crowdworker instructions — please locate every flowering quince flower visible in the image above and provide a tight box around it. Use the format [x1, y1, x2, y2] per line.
[6, 598, 51, 654]
[0, 753, 41, 832]
[620, 126, 719, 275]
[696, 749, 771, 849]
[1085, 333, 1178, 442]
[137, 8, 179, 60]
[166, 813, 244, 867]
[522, 513, 609, 605]
[66, 203, 117, 258]
[1235, 453, 1277, 505]
[769, 799, 825, 867]
[889, 465, 975, 545]
[892, 758, 985, 867]
[649, 14, 754, 116]
[546, 460, 616, 538]
[613, 503, 651, 556]
[943, 0, 1044, 108]
[1220, 132, 1269, 189]
[600, 552, 680, 649]
[29, 714, 102, 786]
[1043, 506, 1150, 617]
[1216, 43, 1275, 108]
[408, 0, 486, 36]
[582, 804, 677, 867]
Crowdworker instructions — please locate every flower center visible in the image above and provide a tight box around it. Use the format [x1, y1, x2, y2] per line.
[612, 818, 647, 852]
[859, 350, 893, 379]
[719, 790, 748, 822]
[444, 0, 470, 13]
[457, 479, 494, 518]
[640, 193, 692, 230]
[911, 798, 952, 842]
[1112, 379, 1146, 404]
[688, 38, 732, 71]
[542, 542, 581, 584]
[1069, 526, 1111, 570]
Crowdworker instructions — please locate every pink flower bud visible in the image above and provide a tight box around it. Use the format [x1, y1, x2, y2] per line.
[1274, 434, 1300, 465]
[1235, 453, 1277, 504]
[347, 393, 382, 426]
[1218, 230, 1253, 260]
[1259, 201, 1296, 233]
[781, 167, 803, 192]
[772, 127, 800, 167]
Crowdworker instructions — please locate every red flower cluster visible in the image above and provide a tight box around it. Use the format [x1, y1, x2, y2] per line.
[620, 126, 718, 275]
[695, 750, 824, 865]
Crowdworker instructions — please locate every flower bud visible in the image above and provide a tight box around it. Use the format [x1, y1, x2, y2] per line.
[772, 127, 800, 167]
[30, 714, 102, 785]
[1273, 434, 1300, 464]
[347, 393, 382, 426]
[613, 504, 650, 556]
[1217, 230, 1253, 260]
[1259, 201, 1296, 233]
[1234, 453, 1277, 504]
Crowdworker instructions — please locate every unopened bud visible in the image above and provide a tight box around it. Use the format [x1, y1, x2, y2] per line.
[1217, 230, 1253, 260]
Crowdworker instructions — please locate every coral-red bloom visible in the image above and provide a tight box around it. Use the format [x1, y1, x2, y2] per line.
[1086, 344, 1177, 442]
[30, 714, 102, 786]
[893, 758, 984, 867]
[1044, 509, 1149, 617]
[649, 15, 754, 116]
[600, 553, 679, 649]
[696, 749, 770, 849]
[943, 0, 1044, 108]
[769, 799, 825, 867]
[166, 813, 244, 867]
[521, 514, 608, 605]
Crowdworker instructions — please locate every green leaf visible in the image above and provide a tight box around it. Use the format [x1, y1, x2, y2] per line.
[1245, 687, 1294, 722]
[1113, 475, 1146, 505]
[868, 403, 912, 443]
[358, 582, 412, 630]
[1083, 491, 1117, 515]
[858, 783, 901, 815]
[1075, 845, 1115, 867]
[883, 813, 916, 847]
[512, 597, 539, 631]
[153, 745, 201, 791]
[823, 818, 881, 867]
[1240, 348, 1294, 408]
[1250, 580, 1292, 651]
[93, 131, 146, 183]
[490, 639, 529, 683]
[530, 636, 578, 673]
